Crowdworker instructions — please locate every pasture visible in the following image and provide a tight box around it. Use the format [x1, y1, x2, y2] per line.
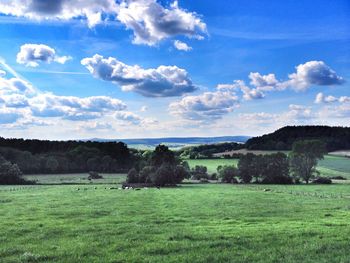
[1, 174, 350, 262]
[186, 154, 350, 178]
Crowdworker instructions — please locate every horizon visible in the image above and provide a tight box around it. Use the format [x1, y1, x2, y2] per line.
[0, 0, 349, 140]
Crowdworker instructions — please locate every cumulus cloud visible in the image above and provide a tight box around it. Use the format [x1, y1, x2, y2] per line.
[315, 92, 350, 104]
[217, 80, 264, 100]
[0, 0, 206, 46]
[217, 61, 344, 101]
[16, 44, 72, 67]
[81, 54, 196, 97]
[169, 90, 239, 122]
[0, 69, 6, 77]
[173, 40, 192, 51]
[0, 64, 150, 129]
[140, 106, 148, 112]
[283, 61, 345, 91]
[29, 94, 126, 119]
[117, 0, 207, 46]
[0, 0, 119, 28]
[249, 72, 279, 91]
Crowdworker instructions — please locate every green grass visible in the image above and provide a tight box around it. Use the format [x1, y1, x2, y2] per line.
[186, 159, 239, 173]
[318, 155, 350, 179]
[1, 181, 350, 262]
[187, 154, 350, 178]
[24, 173, 126, 185]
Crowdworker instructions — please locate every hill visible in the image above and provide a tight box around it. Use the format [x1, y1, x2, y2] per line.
[245, 126, 350, 152]
[90, 136, 250, 149]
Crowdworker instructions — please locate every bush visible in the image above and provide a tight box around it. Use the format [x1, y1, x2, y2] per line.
[312, 177, 332, 184]
[217, 165, 238, 183]
[0, 156, 31, 184]
[127, 168, 139, 183]
[329, 176, 347, 180]
[88, 171, 103, 180]
[191, 165, 208, 180]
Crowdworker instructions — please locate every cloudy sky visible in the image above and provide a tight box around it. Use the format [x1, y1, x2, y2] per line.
[0, 0, 349, 140]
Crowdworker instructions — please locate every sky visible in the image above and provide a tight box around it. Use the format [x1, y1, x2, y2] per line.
[0, 0, 349, 140]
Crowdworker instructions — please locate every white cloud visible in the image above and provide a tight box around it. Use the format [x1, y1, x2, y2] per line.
[249, 72, 279, 91]
[174, 40, 192, 51]
[169, 90, 239, 122]
[283, 61, 345, 91]
[315, 92, 350, 104]
[16, 44, 72, 67]
[140, 105, 148, 112]
[29, 94, 126, 120]
[117, 0, 207, 46]
[0, 0, 206, 46]
[217, 80, 264, 100]
[217, 61, 344, 101]
[0, 69, 6, 77]
[0, 0, 119, 28]
[81, 54, 196, 97]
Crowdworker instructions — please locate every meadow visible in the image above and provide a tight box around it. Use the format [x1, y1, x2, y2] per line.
[186, 154, 350, 178]
[1, 175, 350, 262]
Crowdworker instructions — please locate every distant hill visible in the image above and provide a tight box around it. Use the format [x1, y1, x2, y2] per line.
[245, 126, 350, 152]
[89, 136, 251, 150]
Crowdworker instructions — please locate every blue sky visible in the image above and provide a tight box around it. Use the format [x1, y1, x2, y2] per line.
[0, 0, 349, 139]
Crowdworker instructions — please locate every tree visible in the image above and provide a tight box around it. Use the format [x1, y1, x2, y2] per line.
[151, 164, 175, 186]
[237, 153, 255, 183]
[150, 145, 176, 167]
[45, 157, 59, 173]
[191, 165, 208, 180]
[174, 165, 190, 183]
[261, 153, 292, 184]
[0, 155, 29, 184]
[289, 140, 327, 184]
[127, 168, 139, 183]
[217, 165, 238, 183]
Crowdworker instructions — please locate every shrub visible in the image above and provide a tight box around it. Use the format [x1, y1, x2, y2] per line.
[191, 165, 208, 180]
[217, 165, 238, 183]
[0, 156, 31, 184]
[312, 177, 332, 184]
[329, 176, 347, 180]
[88, 171, 103, 180]
[127, 168, 139, 183]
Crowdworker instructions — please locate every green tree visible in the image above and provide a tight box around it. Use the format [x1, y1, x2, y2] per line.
[289, 140, 327, 184]
[127, 168, 139, 183]
[217, 165, 238, 183]
[150, 145, 176, 167]
[0, 155, 28, 184]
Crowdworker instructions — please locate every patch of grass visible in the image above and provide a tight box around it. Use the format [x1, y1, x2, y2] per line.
[186, 159, 239, 174]
[23, 173, 126, 185]
[1, 182, 350, 262]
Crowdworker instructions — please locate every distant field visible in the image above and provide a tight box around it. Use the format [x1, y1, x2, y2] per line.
[187, 154, 350, 178]
[213, 149, 288, 157]
[1, 183, 350, 262]
[24, 173, 126, 185]
[186, 159, 239, 174]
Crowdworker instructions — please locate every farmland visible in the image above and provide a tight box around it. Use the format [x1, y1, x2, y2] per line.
[1, 176, 350, 262]
[186, 154, 350, 178]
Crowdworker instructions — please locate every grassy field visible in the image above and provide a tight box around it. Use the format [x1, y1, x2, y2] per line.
[186, 155, 350, 178]
[186, 159, 239, 174]
[1, 177, 350, 262]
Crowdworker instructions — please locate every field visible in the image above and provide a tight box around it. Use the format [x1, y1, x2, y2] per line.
[1, 174, 350, 263]
[187, 154, 350, 178]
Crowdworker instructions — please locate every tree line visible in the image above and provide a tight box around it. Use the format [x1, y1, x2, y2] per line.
[245, 125, 350, 151]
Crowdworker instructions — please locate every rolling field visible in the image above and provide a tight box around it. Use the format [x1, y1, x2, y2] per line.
[1, 179, 350, 262]
[187, 155, 350, 178]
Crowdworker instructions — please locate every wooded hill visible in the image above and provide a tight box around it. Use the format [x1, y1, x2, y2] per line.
[245, 126, 350, 152]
